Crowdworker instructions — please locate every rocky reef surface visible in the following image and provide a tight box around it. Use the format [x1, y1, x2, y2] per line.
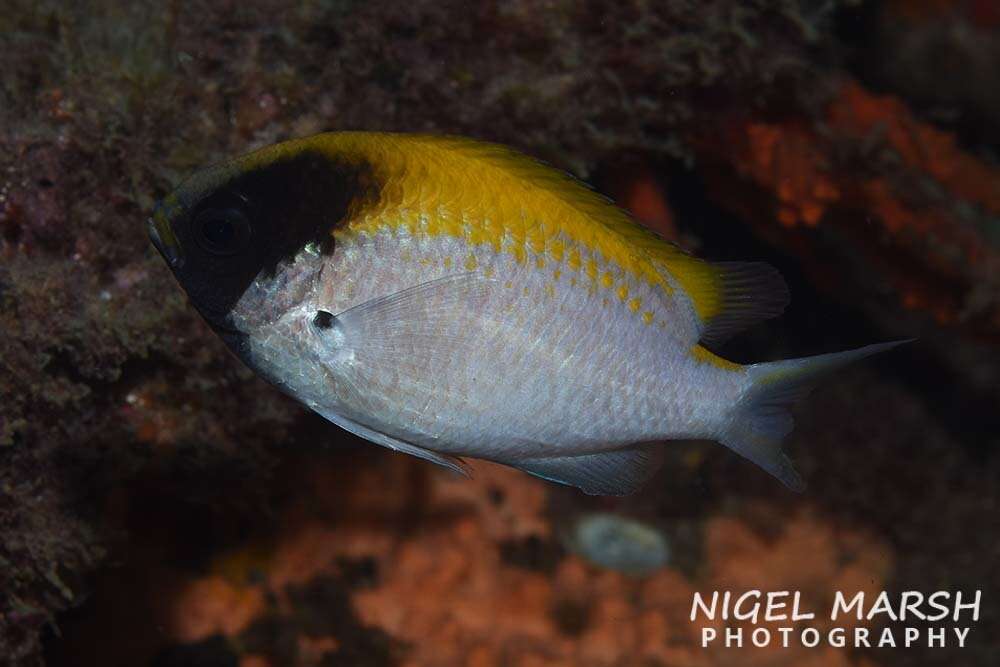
[1, 1, 997, 665]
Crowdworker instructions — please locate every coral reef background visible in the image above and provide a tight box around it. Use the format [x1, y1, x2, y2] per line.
[1, 1, 997, 665]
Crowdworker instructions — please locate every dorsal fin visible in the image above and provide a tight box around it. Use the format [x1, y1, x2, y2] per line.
[686, 261, 790, 347]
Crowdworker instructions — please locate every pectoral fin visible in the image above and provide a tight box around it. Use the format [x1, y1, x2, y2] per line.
[311, 271, 496, 396]
[306, 274, 497, 476]
[329, 271, 495, 354]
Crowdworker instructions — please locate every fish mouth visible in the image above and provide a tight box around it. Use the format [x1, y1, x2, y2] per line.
[147, 212, 185, 269]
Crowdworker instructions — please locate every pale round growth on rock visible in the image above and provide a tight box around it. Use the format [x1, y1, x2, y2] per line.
[567, 513, 670, 576]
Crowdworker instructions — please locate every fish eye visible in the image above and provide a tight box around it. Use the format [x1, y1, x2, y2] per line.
[193, 207, 251, 255]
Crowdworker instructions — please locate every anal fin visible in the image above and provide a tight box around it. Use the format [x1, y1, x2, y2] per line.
[316, 407, 470, 477]
[511, 444, 665, 496]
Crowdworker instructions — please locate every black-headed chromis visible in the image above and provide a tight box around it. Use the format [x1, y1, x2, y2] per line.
[148, 132, 904, 495]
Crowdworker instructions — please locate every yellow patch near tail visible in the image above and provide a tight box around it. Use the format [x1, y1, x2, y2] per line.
[690, 345, 743, 372]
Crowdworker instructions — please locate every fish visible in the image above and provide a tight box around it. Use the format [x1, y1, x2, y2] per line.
[148, 132, 904, 495]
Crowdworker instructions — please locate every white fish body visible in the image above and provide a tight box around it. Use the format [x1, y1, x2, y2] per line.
[149, 132, 904, 494]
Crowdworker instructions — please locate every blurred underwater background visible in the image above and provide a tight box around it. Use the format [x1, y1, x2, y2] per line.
[0, 0, 998, 665]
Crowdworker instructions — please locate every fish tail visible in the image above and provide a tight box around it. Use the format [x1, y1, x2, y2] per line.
[719, 340, 912, 491]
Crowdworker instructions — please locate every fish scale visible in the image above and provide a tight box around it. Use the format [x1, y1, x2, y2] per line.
[236, 227, 739, 459]
[149, 131, 906, 495]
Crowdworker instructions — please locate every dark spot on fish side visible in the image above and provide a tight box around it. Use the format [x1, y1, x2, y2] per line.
[313, 310, 335, 329]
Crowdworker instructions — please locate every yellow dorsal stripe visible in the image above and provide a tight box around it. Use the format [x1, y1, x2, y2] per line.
[233, 132, 726, 321]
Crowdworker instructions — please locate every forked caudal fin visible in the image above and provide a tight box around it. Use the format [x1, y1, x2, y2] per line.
[720, 340, 912, 492]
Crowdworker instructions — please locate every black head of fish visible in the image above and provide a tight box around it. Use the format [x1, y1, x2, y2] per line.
[148, 145, 380, 338]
